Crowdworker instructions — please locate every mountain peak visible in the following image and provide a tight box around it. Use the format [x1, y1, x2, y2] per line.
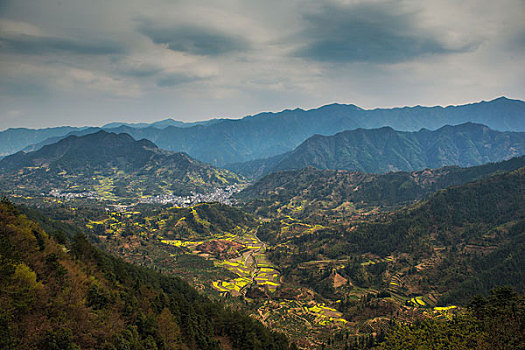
[60, 130, 158, 149]
[0, 131, 161, 173]
[0, 130, 242, 197]
[436, 122, 489, 131]
[487, 96, 525, 105]
[317, 103, 363, 111]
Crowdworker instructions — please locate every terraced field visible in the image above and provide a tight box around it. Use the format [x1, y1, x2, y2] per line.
[305, 302, 348, 325]
[252, 298, 352, 348]
[80, 202, 466, 349]
[163, 230, 281, 296]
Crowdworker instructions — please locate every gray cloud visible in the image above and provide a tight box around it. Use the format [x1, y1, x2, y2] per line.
[295, 2, 476, 63]
[0, 33, 125, 55]
[0, 76, 50, 97]
[0, 0, 523, 129]
[120, 65, 163, 78]
[511, 30, 525, 50]
[156, 73, 202, 87]
[138, 20, 249, 56]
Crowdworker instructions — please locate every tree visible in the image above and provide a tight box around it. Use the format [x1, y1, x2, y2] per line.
[157, 308, 182, 350]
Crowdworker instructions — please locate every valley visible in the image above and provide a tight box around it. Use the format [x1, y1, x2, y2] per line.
[1, 112, 524, 349]
[18, 160, 523, 349]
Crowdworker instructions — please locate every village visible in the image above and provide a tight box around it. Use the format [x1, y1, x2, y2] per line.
[48, 184, 244, 207]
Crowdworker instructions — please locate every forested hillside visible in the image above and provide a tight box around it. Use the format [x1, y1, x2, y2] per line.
[0, 199, 289, 349]
[238, 156, 525, 219]
[378, 288, 524, 350]
[261, 166, 525, 306]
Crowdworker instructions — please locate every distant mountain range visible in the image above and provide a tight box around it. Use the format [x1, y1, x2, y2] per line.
[0, 131, 242, 198]
[0, 118, 223, 157]
[229, 123, 525, 178]
[102, 117, 223, 129]
[1, 97, 524, 166]
[0, 126, 86, 157]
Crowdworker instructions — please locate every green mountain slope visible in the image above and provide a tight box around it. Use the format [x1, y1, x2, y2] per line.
[246, 165, 524, 310]
[346, 167, 524, 304]
[234, 123, 525, 178]
[0, 199, 289, 349]
[378, 288, 524, 350]
[237, 156, 525, 218]
[0, 130, 242, 198]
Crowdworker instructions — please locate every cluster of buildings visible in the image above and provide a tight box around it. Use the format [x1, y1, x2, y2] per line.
[138, 184, 243, 206]
[49, 189, 98, 200]
[48, 184, 244, 207]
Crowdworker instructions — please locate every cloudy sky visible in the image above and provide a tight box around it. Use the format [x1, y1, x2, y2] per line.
[1, 0, 524, 129]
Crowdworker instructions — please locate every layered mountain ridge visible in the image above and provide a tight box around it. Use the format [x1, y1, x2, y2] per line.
[230, 123, 525, 178]
[2, 97, 524, 166]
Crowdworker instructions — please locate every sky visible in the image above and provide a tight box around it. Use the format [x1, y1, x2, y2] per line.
[1, 0, 524, 129]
